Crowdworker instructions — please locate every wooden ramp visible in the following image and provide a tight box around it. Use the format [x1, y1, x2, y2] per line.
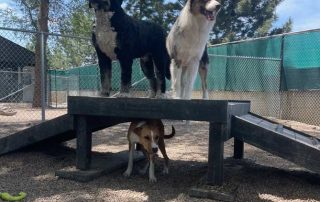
[0, 115, 74, 155]
[0, 114, 132, 156]
[232, 113, 320, 173]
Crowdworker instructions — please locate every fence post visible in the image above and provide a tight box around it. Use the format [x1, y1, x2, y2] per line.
[40, 32, 46, 121]
[279, 35, 286, 120]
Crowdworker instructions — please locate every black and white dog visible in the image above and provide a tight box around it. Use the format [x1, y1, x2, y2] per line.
[89, 0, 171, 98]
[166, 0, 220, 99]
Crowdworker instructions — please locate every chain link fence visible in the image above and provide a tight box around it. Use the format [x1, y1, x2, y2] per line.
[1, 27, 320, 137]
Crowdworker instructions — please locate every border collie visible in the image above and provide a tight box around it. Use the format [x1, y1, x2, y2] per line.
[89, 0, 171, 98]
[166, 0, 220, 99]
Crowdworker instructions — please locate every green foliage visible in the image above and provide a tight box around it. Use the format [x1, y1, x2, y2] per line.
[211, 0, 292, 44]
[123, 0, 181, 32]
[48, 0, 96, 69]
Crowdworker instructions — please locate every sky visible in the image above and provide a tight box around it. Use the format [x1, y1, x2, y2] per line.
[274, 0, 320, 32]
[0, 0, 320, 32]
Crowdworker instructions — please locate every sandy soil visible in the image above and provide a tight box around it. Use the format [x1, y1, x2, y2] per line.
[0, 121, 320, 202]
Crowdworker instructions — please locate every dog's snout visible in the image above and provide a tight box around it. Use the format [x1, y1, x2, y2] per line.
[152, 147, 158, 153]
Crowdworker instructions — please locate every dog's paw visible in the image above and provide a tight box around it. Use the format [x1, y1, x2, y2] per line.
[149, 176, 157, 183]
[115, 92, 131, 98]
[155, 93, 169, 99]
[123, 170, 131, 177]
[203, 91, 209, 100]
[148, 91, 156, 98]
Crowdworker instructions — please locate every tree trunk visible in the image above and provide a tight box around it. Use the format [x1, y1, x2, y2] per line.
[33, 0, 49, 107]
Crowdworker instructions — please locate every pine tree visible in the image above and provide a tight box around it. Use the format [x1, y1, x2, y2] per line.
[123, 0, 181, 33]
[211, 0, 292, 44]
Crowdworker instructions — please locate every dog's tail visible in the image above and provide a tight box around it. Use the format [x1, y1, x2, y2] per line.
[164, 126, 175, 139]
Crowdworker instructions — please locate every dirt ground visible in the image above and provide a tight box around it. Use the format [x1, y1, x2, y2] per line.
[0, 120, 320, 202]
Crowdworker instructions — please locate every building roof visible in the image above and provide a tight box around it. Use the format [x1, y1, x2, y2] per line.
[0, 35, 35, 68]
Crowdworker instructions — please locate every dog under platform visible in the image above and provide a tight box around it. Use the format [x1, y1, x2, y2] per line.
[56, 151, 144, 182]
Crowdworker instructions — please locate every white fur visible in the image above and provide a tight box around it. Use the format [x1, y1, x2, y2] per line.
[129, 132, 139, 143]
[123, 142, 135, 177]
[123, 132, 139, 177]
[166, 0, 219, 99]
[95, 10, 117, 60]
[149, 159, 157, 182]
[151, 131, 158, 150]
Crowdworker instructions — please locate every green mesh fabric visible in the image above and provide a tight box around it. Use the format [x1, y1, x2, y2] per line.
[49, 30, 320, 92]
[202, 36, 282, 92]
[282, 31, 320, 90]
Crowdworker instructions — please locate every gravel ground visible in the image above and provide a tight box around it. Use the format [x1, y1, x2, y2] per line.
[0, 121, 320, 202]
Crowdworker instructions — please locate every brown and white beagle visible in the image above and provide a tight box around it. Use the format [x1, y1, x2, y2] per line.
[123, 119, 175, 182]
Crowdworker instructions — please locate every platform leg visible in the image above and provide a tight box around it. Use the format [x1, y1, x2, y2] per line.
[234, 138, 244, 159]
[207, 122, 225, 186]
[76, 115, 92, 170]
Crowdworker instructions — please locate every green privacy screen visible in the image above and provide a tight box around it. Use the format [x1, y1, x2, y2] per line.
[202, 36, 282, 92]
[49, 30, 320, 92]
[282, 31, 320, 90]
[49, 60, 150, 91]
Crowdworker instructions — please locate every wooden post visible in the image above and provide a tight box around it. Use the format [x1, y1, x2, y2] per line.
[76, 115, 92, 170]
[233, 138, 244, 159]
[207, 122, 225, 186]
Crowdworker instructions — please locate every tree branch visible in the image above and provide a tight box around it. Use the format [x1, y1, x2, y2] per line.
[21, 0, 38, 30]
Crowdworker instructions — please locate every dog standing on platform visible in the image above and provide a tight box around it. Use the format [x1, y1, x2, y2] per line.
[166, 0, 221, 99]
[123, 120, 175, 182]
[89, 0, 171, 98]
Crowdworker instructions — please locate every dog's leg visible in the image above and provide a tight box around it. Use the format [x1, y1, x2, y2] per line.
[199, 61, 209, 99]
[96, 48, 112, 97]
[153, 53, 167, 98]
[170, 60, 177, 98]
[181, 60, 199, 99]
[123, 143, 135, 177]
[140, 55, 157, 98]
[118, 59, 133, 97]
[170, 60, 183, 99]
[158, 137, 169, 174]
[149, 154, 157, 182]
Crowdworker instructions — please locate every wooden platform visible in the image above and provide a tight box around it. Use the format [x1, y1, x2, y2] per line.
[67, 96, 251, 185]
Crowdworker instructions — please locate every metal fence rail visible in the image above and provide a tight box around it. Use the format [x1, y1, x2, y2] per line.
[0, 27, 320, 137]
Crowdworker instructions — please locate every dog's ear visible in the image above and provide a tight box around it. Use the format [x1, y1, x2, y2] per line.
[118, 0, 123, 5]
[133, 121, 146, 135]
[89, 2, 92, 8]
[133, 126, 143, 136]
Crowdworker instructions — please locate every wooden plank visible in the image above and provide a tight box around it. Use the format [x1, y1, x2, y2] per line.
[233, 138, 244, 159]
[207, 122, 226, 185]
[0, 114, 74, 155]
[76, 115, 92, 170]
[232, 116, 320, 173]
[225, 102, 250, 140]
[189, 187, 234, 201]
[87, 116, 135, 132]
[68, 96, 230, 122]
[0, 115, 134, 156]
